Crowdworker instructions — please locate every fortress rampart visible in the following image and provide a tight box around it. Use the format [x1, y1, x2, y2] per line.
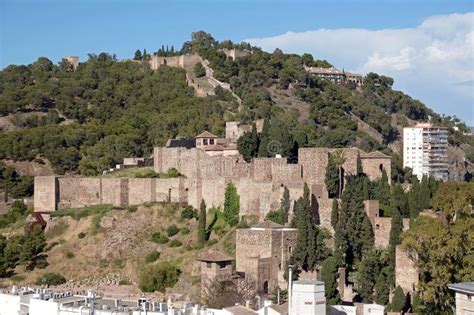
[34, 145, 394, 245]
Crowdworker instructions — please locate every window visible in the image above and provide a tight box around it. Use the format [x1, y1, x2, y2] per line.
[203, 139, 208, 145]
[210, 139, 215, 145]
[207, 262, 212, 268]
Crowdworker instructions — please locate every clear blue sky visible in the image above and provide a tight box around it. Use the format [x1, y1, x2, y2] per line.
[1, 0, 472, 67]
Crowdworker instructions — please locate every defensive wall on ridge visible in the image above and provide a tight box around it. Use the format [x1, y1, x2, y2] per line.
[34, 146, 394, 246]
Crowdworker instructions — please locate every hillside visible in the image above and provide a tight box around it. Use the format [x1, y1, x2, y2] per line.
[0, 31, 472, 180]
[0, 203, 235, 301]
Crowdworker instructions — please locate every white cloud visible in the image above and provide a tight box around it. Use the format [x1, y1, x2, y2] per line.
[244, 12, 474, 125]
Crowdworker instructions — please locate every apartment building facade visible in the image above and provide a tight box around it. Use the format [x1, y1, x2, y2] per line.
[403, 123, 448, 181]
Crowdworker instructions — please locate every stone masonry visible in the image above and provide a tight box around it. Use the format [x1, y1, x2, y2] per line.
[235, 222, 298, 293]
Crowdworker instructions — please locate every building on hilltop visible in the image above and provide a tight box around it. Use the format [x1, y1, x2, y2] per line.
[236, 222, 298, 294]
[220, 48, 250, 60]
[304, 66, 363, 86]
[403, 123, 448, 181]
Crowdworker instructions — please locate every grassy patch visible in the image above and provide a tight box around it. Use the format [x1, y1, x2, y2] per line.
[102, 167, 184, 179]
[51, 204, 114, 220]
[379, 204, 391, 217]
[45, 220, 69, 239]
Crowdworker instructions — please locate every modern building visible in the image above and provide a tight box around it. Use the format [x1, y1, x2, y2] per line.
[448, 282, 474, 315]
[289, 280, 326, 315]
[403, 123, 448, 181]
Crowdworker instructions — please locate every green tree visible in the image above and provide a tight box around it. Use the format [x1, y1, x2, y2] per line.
[320, 256, 341, 306]
[333, 149, 346, 198]
[237, 124, 259, 162]
[325, 153, 339, 198]
[280, 186, 290, 224]
[198, 200, 207, 245]
[330, 199, 339, 229]
[432, 181, 474, 223]
[265, 210, 285, 225]
[138, 261, 180, 293]
[375, 168, 390, 205]
[134, 49, 143, 61]
[389, 286, 407, 312]
[402, 216, 474, 311]
[355, 249, 379, 302]
[194, 62, 206, 78]
[223, 182, 240, 226]
[374, 272, 389, 306]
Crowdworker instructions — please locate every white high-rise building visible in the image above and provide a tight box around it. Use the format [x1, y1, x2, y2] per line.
[403, 123, 448, 181]
[290, 280, 326, 315]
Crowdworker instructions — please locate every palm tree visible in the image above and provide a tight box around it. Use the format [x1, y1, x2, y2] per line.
[332, 149, 346, 198]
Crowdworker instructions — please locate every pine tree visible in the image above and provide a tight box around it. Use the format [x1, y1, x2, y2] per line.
[374, 272, 389, 306]
[280, 186, 290, 224]
[267, 119, 293, 157]
[134, 49, 143, 61]
[223, 182, 240, 226]
[321, 256, 341, 306]
[325, 154, 339, 198]
[198, 200, 207, 246]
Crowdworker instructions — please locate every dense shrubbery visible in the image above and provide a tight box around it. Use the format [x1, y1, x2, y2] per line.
[0, 200, 29, 228]
[138, 261, 180, 293]
[0, 226, 46, 276]
[166, 224, 179, 237]
[144, 250, 161, 263]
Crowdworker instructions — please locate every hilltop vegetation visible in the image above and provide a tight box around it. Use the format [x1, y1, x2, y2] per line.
[0, 31, 472, 179]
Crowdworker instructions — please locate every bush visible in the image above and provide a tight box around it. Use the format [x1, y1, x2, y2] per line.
[77, 232, 86, 239]
[168, 239, 182, 248]
[65, 251, 75, 259]
[265, 210, 285, 225]
[145, 250, 161, 263]
[181, 206, 196, 220]
[151, 232, 169, 244]
[194, 63, 206, 78]
[35, 273, 66, 286]
[167, 224, 179, 237]
[138, 261, 180, 293]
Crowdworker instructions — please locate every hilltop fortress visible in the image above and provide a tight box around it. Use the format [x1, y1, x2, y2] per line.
[34, 121, 393, 240]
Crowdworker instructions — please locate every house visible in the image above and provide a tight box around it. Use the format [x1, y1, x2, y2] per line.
[448, 282, 474, 315]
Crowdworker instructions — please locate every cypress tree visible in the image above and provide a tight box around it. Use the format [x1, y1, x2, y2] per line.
[321, 256, 341, 306]
[325, 154, 339, 198]
[198, 200, 207, 246]
[330, 199, 339, 229]
[258, 119, 271, 157]
[223, 182, 240, 226]
[390, 184, 408, 217]
[280, 186, 290, 224]
[408, 178, 422, 221]
[390, 286, 407, 312]
[376, 168, 390, 205]
[356, 152, 364, 175]
[374, 272, 389, 306]
[356, 249, 379, 303]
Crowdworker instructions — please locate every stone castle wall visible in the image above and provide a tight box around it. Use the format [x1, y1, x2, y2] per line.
[395, 245, 419, 294]
[149, 54, 203, 70]
[236, 227, 298, 291]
